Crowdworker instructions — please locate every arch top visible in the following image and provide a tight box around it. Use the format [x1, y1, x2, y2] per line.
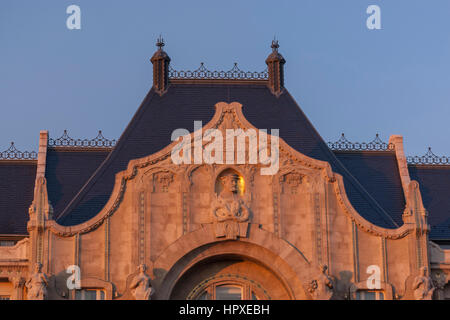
[152, 223, 313, 300]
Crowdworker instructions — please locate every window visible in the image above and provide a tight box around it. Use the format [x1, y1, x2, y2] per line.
[356, 290, 384, 300]
[0, 280, 12, 300]
[215, 285, 242, 300]
[193, 282, 262, 300]
[75, 289, 105, 300]
[187, 274, 269, 300]
[0, 241, 15, 247]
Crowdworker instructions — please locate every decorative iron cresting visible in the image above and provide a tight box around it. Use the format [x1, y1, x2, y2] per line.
[48, 130, 116, 148]
[407, 147, 449, 165]
[328, 133, 394, 151]
[168, 63, 268, 80]
[0, 142, 37, 160]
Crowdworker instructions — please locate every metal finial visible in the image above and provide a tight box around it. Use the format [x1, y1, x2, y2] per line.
[156, 35, 165, 50]
[271, 37, 279, 52]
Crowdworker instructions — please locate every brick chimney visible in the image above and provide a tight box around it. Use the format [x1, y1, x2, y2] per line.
[265, 39, 285, 96]
[150, 36, 171, 95]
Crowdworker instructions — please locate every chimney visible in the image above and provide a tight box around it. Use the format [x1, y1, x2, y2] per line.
[265, 39, 286, 96]
[150, 36, 171, 95]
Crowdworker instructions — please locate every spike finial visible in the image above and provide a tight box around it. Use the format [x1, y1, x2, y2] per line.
[151, 35, 170, 95]
[156, 35, 165, 50]
[271, 37, 279, 52]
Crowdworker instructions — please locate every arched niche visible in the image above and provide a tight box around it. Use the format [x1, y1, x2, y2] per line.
[215, 168, 245, 196]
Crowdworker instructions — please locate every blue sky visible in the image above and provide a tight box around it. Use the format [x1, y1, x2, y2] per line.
[1, 0, 449, 156]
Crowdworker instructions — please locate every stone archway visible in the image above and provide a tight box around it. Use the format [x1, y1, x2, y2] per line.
[151, 224, 314, 300]
[170, 253, 291, 300]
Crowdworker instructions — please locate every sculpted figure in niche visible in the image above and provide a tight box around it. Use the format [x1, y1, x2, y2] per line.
[130, 264, 154, 300]
[26, 262, 48, 300]
[413, 266, 434, 300]
[212, 170, 250, 239]
[308, 264, 334, 300]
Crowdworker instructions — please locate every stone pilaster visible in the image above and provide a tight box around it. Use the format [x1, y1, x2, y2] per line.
[27, 130, 52, 269]
[389, 135, 411, 200]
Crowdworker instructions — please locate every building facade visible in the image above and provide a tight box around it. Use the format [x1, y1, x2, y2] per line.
[1, 40, 449, 300]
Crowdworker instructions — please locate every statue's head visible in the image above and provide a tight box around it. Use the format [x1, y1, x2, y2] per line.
[220, 172, 240, 194]
[138, 264, 147, 273]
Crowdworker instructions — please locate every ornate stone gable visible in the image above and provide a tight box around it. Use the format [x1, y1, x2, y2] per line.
[46, 101, 419, 253]
[26, 100, 433, 301]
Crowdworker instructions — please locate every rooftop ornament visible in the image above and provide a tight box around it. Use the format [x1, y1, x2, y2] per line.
[407, 147, 449, 165]
[271, 38, 280, 52]
[0, 142, 37, 160]
[156, 34, 165, 50]
[168, 63, 268, 80]
[327, 133, 394, 151]
[48, 130, 116, 148]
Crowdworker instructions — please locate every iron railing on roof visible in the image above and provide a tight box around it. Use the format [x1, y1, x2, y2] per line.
[3, 131, 448, 166]
[407, 147, 449, 165]
[327, 133, 394, 151]
[48, 130, 116, 148]
[328, 134, 449, 166]
[0, 142, 37, 160]
[168, 63, 268, 80]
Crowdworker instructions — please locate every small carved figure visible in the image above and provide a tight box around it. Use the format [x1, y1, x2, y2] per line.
[26, 263, 48, 300]
[308, 264, 334, 300]
[130, 264, 153, 300]
[432, 272, 447, 300]
[213, 173, 249, 222]
[413, 266, 434, 300]
[211, 172, 250, 239]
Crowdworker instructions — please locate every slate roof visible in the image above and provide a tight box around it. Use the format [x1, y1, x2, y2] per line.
[333, 151, 405, 226]
[45, 148, 111, 220]
[55, 83, 400, 229]
[408, 165, 450, 240]
[0, 161, 36, 234]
